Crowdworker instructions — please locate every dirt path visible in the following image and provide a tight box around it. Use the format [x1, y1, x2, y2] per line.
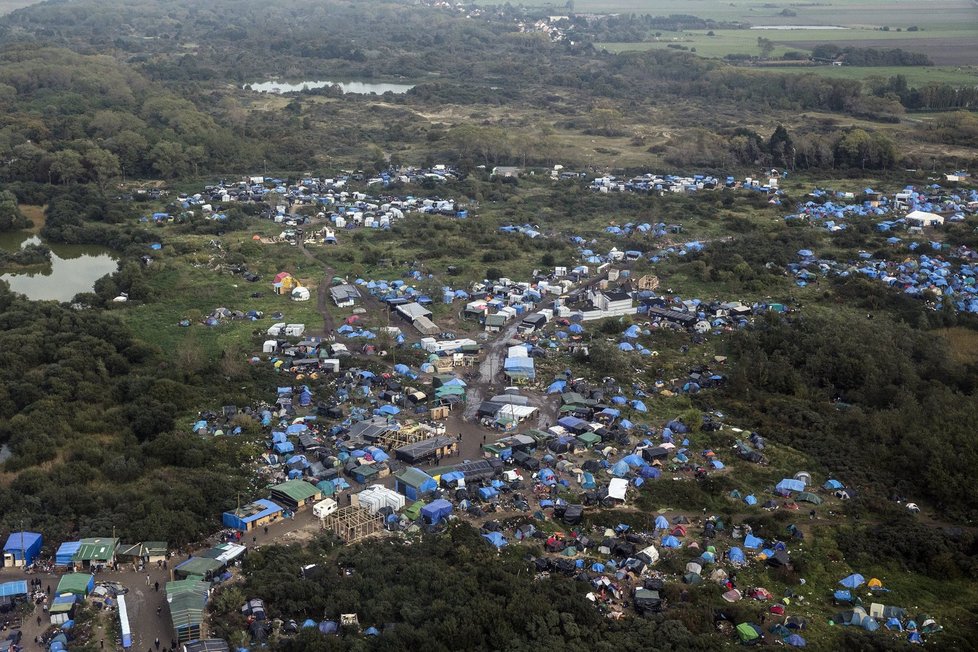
[296, 233, 335, 338]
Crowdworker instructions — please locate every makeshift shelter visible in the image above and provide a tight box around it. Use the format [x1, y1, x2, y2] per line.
[270, 479, 322, 510]
[394, 467, 438, 501]
[222, 499, 283, 532]
[736, 623, 761, 645]
[421, 499, 453, 525]
[3, 532, 42, 567]
[56, 573, 94, 597]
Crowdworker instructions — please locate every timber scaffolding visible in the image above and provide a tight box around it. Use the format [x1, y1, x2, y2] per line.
[322, 506, 382, 544]
[376, 422, 445, 449]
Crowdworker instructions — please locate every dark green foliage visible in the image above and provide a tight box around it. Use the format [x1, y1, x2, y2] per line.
[811, 44, 933, 67]
[0, 190, 29, 231]
[721, 311, 978, 520]
[0, 284, 253, 544]
[219, 526, 714, 651]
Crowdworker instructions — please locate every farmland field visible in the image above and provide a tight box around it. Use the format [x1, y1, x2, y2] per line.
[526, 0, 978, 30]
[597, 27, 978, 65]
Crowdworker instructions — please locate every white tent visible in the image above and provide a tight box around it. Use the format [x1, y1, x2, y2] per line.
[607, 478, 628, 501]
[906, 210, 944, 227]
[637, 544, 659, 564]
[292, 286, 311, 301]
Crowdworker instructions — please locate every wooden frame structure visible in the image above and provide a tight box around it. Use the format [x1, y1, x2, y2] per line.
[322, 506, 382, 544]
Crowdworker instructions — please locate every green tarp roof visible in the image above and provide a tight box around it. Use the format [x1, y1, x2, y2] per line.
[270, 479, 321, 503]
[175, 557, 222, 578]
[396, 467, 435, 488]
[74, 538, 119, 562]
[56, 573, 92, 596]
[403, 501, 425, 520]
[166, 580, 209, 600]
[169, 591, 206, 629]
[576, 432, 601, 446]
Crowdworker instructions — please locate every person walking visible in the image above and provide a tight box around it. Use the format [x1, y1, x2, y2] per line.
[154, 581, 160, 592]
[146, 574, 151, 586]
[263, 526, 268, 536]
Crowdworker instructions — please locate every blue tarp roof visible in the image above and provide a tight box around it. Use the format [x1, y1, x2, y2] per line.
[0, 581, 28, 597]
[839, 573, 865, 589]
[482, 532, 508, 548]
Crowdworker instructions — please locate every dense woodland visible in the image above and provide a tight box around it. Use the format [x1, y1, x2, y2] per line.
[209, 526, 719, 652]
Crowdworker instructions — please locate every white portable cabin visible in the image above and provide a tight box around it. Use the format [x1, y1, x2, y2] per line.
[267, 322, 286, 336]
[313, 498, 338, 519]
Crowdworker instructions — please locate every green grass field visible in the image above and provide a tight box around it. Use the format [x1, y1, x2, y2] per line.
[526, 0, 978, 30]
[597, 25, 978, 64]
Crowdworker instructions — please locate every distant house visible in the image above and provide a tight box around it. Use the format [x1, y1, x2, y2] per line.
[222, 499, 284, 532]
[484, 313, 508, 332]
[394, 436, 458, 464]
[116, 542, 168, 566]
[3, 532, 42, 567]
[330, 284, 361, 308]
[396, 302, 439, 335]
[74, 538, 120, 569]
[491, 166, 522, 178]
[593, 289, 633, 313]
[269, 479, 322, 511]
[394, 467, 438, 501]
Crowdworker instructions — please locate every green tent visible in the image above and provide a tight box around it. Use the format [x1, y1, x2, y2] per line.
[403, 501, 425, 521]
[576, 432, 601, 448]
[56, 573, 93, 596]
[797, 492, 823, 505]
[737, 623, 760, 643]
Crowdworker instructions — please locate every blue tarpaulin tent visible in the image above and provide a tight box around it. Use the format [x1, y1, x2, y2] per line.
[421, 499, 453, 525]
[777, 478, 806, 493]
[839, 573, 865, 589]
[482, 532, 508, 548]
[744, 534, 763, 549]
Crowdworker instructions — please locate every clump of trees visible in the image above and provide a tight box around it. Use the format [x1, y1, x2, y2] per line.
[209, 525, 715, 650]
[720, 310, 978, 521]
[811, 44, 933, 66]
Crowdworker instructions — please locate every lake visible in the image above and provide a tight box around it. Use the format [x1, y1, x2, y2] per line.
[246, 80, 415, 95]
[0, 233, 118, 302]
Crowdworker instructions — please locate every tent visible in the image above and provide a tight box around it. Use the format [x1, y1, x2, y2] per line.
[796, 492, 823, 505]
[661, 535, 681, 549]
[482, 532, 508, 549]
[776, 478, 806, 493]
[744, 534, 763, 549]
[839, 573, 865, 589]
[736, 623, 761, 644]
[728, 547, 746, 565]
[785, 634, 806, 647]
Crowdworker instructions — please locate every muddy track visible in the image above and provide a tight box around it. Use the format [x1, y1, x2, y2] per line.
[297, 239, 335, 337]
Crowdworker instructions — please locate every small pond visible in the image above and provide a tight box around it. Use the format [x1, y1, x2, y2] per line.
[0, 233, 118, 302]
[246, 80, 415, 95]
